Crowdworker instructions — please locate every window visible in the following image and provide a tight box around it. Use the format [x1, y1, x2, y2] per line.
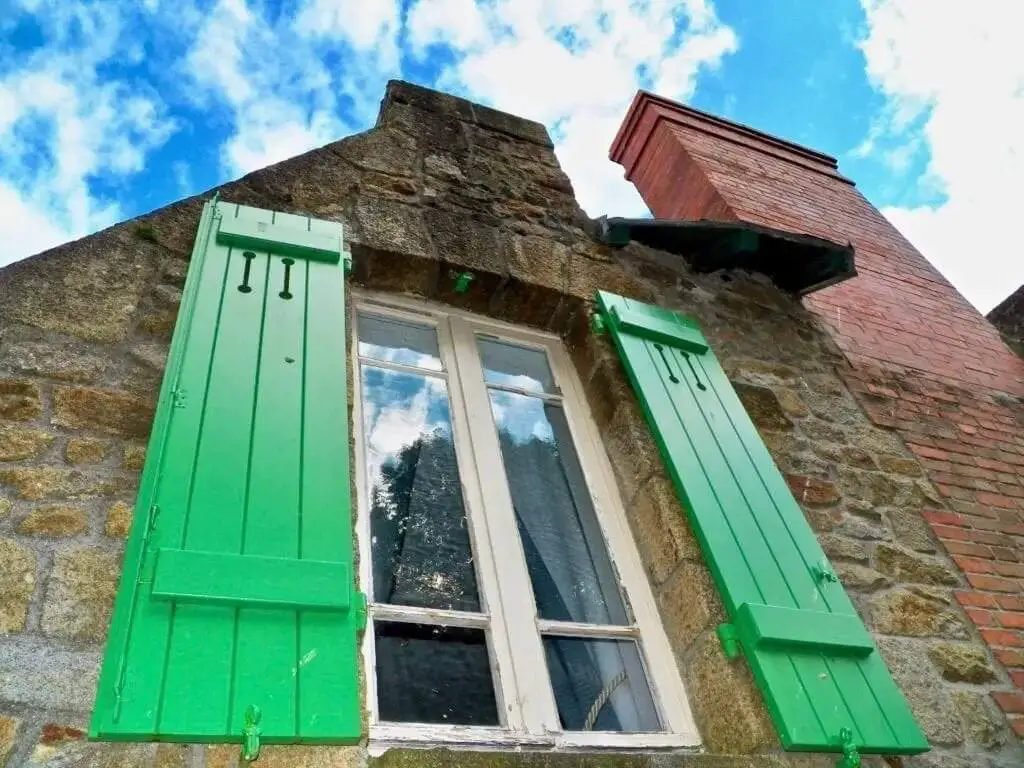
[352, 293, 698, 749]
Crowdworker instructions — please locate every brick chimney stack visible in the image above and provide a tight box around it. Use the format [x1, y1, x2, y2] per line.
[610, 91, 1023, 396]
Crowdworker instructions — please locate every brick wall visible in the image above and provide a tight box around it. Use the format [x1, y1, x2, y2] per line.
[612, 91, 1024, 738]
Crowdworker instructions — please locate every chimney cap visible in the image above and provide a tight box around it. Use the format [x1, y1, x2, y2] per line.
[610, 90, 840, 174]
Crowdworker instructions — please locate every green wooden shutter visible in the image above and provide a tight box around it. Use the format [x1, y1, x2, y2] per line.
[595, 291, 928, 757]
[90, 200, 364, 747]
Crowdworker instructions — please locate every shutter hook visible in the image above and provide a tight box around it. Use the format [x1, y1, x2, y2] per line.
[812, 559, 839, 584]
[654, 344, 680, 384]
[680, 350, 707, 391]
[835, 727, 861, 768]
[590, 310, 606, 336]
[239, 704, 262, 764]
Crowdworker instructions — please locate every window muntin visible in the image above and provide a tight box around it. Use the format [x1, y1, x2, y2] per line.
[353, 296, 698, 749]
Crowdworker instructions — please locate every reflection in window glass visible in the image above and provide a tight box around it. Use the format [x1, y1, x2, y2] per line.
[376, 622, 500, 726]
[358, 313, 443, 371]
[543, 637, 660, 732]
[478, 337, 556, 393]
[488, 389, 628, 625]
[361, 365, 480, 612]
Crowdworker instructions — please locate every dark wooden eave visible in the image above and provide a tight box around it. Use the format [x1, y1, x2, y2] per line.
[595, 216, 856, 296]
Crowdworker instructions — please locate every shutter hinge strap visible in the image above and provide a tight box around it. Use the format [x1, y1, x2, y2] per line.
[835, 727, 861, 768]
[239, 704, 262, 764]
[717, 622, 740, 659]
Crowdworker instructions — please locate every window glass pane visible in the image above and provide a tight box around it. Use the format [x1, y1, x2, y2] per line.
[376, 622, 499, 726]
[358, 313, 443, 371]
[362, 365, 480, 612]
[488, 389, 629, 625]
[478, 337, 556, 393]
[543, 637, 660, 732]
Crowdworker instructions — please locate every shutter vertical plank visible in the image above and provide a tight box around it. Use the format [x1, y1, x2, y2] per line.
[92, 201, 224, 739]
[297, 256, 361, 742]
[596, 290, 928, 756]
[231, 250, 304, 738]
[159, 245, 269, 737]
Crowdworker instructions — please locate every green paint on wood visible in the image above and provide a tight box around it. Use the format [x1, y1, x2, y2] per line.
[217, 213, 343, 263]
[596, 290, 928, 756]
[152, 549, 351, 610]
[90, 201, 362, 745]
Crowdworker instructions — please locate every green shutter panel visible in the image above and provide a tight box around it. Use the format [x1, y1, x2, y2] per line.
[90, 200, 363, 747]
[596, 291, 928, 757]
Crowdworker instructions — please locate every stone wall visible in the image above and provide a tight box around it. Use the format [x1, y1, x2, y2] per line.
[0, 81, 1020, 767]
[989, 286, 1024, 358]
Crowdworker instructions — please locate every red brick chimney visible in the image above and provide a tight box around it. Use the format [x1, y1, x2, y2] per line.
[610, 91, 1024, 396]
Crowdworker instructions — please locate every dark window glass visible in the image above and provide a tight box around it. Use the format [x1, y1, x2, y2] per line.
[488, 388, 628, 625]
[358, 313, 443, 371]
[375, 622, 499, 726]
[478, 337, 556, 393]
[543, 637, 660, 732]
[361, 365, 479, 612]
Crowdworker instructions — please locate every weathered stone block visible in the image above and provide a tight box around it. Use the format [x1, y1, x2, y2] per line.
[207, 744, 362, 768]
[952, 691, 1008, 750]
[658, 561, 725, 654]
[351, 197, 432, 261]
[733, 381, 794, 431]
[0, 467, 121, 500]
[875, 543, 959, 585]
[17, 505, 88, 536]
[0, 423, 54, 461]
[0, 639, 100, 710]
[65, 437, 106, 465]
[138, 309, 178, 339]
[869, 589, 970, 638]
[774, 388, 810, 418]
[566, 254, 653, 303]
[0, 227, 156, 344]
[888, 508, 937, 553]
[28, 740, 176, 768]
[0, 715, 19, 765]
[104, 502, 133, 538]
[876, 455, 924, 477]
[819, 534, 870, 562]
[876, 637, 963, 746]
[784, 474, 840, 506]
[0, 498, 9, 518]
[0, 538, 35, 633]
[52, 386, 155, 438]
[928, 642, 997, 683]
[41, 548, 119, 642]
[0, 378, 42, 421]
[509, 235, 568, 293]
[684, 632, 777, 754]
[603, 402, 660, 504]
[426, 209, 508, 275]
[835, 562, 891, 591]
[122, 442, 146, 471]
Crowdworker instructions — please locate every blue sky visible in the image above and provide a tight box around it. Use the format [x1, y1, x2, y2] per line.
[1, 0, 1021, 311]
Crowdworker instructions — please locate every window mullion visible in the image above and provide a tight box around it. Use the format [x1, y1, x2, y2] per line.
[447, 316, 562, 737]
[435, 314, 529, 733]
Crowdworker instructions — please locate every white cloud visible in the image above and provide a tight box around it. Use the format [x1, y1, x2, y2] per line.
[407, 0, 738, 216]
[0, 2, 176, 267]
[295, 0, 402, 68]
[184, 0, 346, 176]
[859, 0, 1024, 312]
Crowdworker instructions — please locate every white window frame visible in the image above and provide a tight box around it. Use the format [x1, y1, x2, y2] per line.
[351, 290, 700, 752]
